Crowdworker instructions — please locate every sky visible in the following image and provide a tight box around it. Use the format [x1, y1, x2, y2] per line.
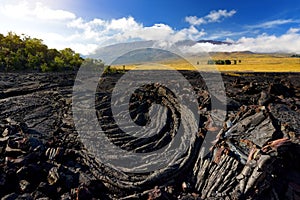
[0, 0, 300, 55]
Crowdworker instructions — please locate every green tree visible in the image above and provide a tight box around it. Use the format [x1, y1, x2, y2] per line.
[59, 48, 83, 70]
[54, 56, 65, 71]
[41, 63, 50, 72]
[225, 60, 231, 65]
[0, 32, 84, 72]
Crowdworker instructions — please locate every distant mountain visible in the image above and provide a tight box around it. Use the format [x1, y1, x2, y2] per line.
[111, 48, 181, 65]
[91, 40, 155, 64]
[175, 39, 232, 47]
[90, 39, 235, 64]
[197, 40, 232, 45]
[232, 50, 254, 54]
[174, 40, 197, 46]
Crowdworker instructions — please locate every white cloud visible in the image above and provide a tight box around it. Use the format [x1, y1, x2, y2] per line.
[185, 16, 206, 26]
[131, 23, 174, 41]
[0, 1, 31, 19]
[107, 17, 141, 31]
[67, 17, 206, 50]
[68, 43, 99, 56]
[0, 1, 76, 21]
[174, 26, 206, 41]
[288, 27, 300, 34]
[34, 2, 76, 20]
[180, 28, 300, 54]
[246, 19, 298, 29]
[186, 9, 236, 26]
[206, 9, 236, 22]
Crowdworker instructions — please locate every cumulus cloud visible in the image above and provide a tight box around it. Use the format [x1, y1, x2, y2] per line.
[175, 26, 206, 41]
[180, 28, 300, 54]
[67, 16, 206, 49]
[0, 1, 76, 20]
[185, 9, 236, 26]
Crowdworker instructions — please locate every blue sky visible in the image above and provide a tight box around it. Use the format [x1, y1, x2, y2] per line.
[0, 0, 299, 55]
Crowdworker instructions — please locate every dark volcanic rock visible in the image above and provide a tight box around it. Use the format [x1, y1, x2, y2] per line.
[0, 71, 299, 199]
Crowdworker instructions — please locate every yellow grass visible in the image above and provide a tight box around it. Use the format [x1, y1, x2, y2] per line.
[112, 53, 300, 72]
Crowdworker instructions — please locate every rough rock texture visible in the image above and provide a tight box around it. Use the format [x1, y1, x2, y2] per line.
[0, 72, 299, 200]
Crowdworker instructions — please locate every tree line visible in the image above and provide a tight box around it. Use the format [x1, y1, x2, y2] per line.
[0, 32, 84, 72]
[291, 54, 300, 58]
[207, 59, 241, 65]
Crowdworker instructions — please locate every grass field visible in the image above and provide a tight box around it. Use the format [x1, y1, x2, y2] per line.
[112, 52, 300, 72]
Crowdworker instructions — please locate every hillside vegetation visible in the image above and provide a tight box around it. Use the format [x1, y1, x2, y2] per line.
[0, 32, 84, 72]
